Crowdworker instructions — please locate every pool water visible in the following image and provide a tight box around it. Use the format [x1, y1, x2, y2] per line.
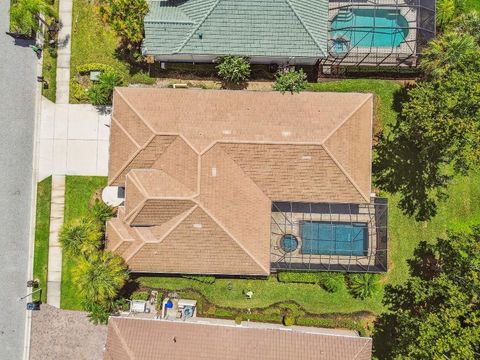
[330, 8, 409, 48]
[300, 221, 368, 256]
[280, 234, 299, 253]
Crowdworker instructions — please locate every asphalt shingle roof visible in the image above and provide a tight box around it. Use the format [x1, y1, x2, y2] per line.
[143, 0, 328, 58]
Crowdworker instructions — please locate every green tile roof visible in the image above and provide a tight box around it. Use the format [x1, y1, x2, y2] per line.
[143, 0, 328, 58]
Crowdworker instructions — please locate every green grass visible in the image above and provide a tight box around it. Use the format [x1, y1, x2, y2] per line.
[465, 0, 480, 12]
[40, 0, 59, 102]
[60, 176, 107, 309]
[33, 177, 52, 303]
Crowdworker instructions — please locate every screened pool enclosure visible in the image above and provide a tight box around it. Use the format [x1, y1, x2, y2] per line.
[271, 198, 388, 273]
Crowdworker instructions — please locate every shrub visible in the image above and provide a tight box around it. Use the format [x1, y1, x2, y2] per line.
[130, 71, 156, 85]
[216, 55, 251, 84]
[59, 217, 102, 257]
[234, 315, 243, 325]
[277, 271, 319, 284]
[283, 314, 295, 326]
[76, 63, 115, 75]
[182, 275, 216, 284]
[131, 291, 149, 301]
[70, 79, 89, 102]
[92, 199, 115, 225]
[273, 68, 307, 94]
[317, 273, 345, 293]
[87, 71, 123, 105]
[99, 0, 149, 48]
[84, 302, 111, 325]
[10, 0, 56, 35]
[73, 251, 129, 307]
[346, 273, 380, 299]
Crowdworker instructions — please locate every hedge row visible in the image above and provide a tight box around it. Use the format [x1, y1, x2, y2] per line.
[182, 275, 216, 284]
[277, 271, 346, 293]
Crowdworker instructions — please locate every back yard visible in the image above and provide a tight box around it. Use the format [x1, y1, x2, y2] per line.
[53, 79, 480, 333]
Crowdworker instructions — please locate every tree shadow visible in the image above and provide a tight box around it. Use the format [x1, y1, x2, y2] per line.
[372, 313, 398, 360]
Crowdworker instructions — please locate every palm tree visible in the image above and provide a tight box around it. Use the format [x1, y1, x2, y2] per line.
[420, 32, 477, 78]
[59, 217, 102, 257]
[87, 71, 123, 105]
[73, 251, 128, 307]
[348, 274, 380, 300]
[10, 0, 56, 35]
[436, 0, 465, 30]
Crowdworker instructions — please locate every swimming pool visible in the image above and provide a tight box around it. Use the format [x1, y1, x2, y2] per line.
[300, 221, 368, 256]
[330, 9, 409, 49]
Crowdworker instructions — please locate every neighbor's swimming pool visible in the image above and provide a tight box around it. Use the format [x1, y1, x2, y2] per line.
[330, 8, 409, 49]
[300, 221, 368, 256]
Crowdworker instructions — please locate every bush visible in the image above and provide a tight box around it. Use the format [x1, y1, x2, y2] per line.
[346, 273, 380, 299]
[76, 63, 115, 75]
[87, 71, 123, 105]
[216, 55, 251, 84]
[317, 273, 345, 293]
[92, 199, 115, 225]
[283, 314, 295, 326]
[131, 291, 149, 301]
[273, 68, 307, 94]
[71, 79, 89, 102]
[182, 275, 216, 284]
[130, 71, 156, 85]
[59, 217, 102, 257]
[234, 315, 243, 325]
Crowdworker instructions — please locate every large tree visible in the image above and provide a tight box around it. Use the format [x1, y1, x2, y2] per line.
[373, 227, 480, 359]
[374, 14, 480, 221]
[10, 0, 56, 35]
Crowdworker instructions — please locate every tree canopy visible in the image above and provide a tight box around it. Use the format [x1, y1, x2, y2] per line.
[373, 226, 480, 359]
[10, 0, 56, 35]
[374, 12, 480, 221]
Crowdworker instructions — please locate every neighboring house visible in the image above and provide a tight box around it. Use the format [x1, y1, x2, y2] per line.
[142, 0, 436, 67]
[103, 317, 373, 360]
[106, 88, 388, 276]
[142, 0, 328, 65]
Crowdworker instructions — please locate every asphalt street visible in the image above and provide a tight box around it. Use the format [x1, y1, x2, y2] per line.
[0, 2, 38, 359]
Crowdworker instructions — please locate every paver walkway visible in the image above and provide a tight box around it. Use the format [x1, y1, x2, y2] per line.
[46, 175, 65, 308]
[56, 0, 73, 103]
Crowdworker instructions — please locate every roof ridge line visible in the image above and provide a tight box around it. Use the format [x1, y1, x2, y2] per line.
[353, 338, 373, 359]
[321, 144, 370, 202]
[285, 0, 325, 55]
[115, 88, 158, 135]
[197, 203, 270, 275]
[321, 94, 373, 144]
[133, 168, 197, 198]
[175, 0, 222, 54]
[154, 205, 198, 245]
[124, 198, 147, 225]
[123, 232, 146, 262]
[110, 320, 137, 360]
[107, 220, 135, 252]
[109, 133, 157, 186]
[111, 116, 141, 148]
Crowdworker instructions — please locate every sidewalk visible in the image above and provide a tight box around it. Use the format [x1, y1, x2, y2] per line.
[56, 0, 73, 104]
[46, 175, 66, 308]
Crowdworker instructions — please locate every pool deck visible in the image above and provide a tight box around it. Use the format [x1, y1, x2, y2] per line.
[271, 204, 379, 268]
[327, 0, 418, 66]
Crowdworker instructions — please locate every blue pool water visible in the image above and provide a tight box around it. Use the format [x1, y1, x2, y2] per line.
[330, 9, 409, 49]
[300, 221, 368, 256]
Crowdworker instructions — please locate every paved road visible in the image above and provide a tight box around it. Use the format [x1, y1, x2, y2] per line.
[0, 2, 38, 359]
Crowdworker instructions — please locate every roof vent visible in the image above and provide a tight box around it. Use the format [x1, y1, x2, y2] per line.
[193, 223, 203, 229]
[211, 166, 217, 177]
[301, 155, 312, 160]
[281, 131, 291, 137]
[197, 32, 203, 39]
[222, 129, 232, 135]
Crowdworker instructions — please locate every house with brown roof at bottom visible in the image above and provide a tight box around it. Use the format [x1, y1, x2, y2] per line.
[103, 317, 373, 360]
[106, 88, 388, 276]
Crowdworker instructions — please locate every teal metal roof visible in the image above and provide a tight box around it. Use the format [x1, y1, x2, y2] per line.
[143, 0, 328, 58]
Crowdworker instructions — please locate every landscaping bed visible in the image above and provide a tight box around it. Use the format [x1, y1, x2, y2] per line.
[60, 176, 107, 309]
[33, 177, 52, 303]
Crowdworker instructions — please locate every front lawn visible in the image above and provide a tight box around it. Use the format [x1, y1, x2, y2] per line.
[33, 177, 52, 303]
[60, 176, 107, 309]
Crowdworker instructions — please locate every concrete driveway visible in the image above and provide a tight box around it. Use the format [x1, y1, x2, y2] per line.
[0, 2, 38, 359]
[38, 98, 110, 181]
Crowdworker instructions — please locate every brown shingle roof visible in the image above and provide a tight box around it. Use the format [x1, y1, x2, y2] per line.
[107, 88, 373, 275]
[104, 317, 373, 360]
